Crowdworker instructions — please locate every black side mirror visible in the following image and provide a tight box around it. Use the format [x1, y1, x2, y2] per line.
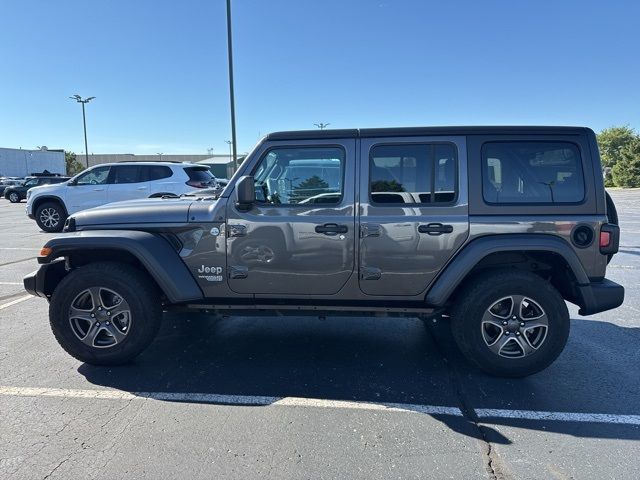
[235, 175, 255, 211]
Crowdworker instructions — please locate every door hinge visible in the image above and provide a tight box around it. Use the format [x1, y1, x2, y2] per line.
[360, 223, 381, 238]
[228, 224, 247, 237]
[360, 267, 382, 280]
[229, 265, 248, 279]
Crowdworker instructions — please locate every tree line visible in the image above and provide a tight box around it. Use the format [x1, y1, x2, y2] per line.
[597, 125, 640, 187]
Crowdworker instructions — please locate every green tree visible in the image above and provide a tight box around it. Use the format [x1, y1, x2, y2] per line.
[611, 138, 640, 188]
[65, 151, 85, 176]
[291, 175, 329, 203]
[597, 126, 638, 186]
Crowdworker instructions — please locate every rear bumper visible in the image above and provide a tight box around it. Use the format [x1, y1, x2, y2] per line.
[577, 278, 624, 315]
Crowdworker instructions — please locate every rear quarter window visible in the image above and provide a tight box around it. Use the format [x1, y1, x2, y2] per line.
[482, 141, 585, 204]
[184, 167, 214, 183]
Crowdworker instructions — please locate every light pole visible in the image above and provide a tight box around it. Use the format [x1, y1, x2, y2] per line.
[69, 95, 95, 168]
[156, 152, 164, 161]
[226, 0, 238, 170]
[314, 123, 330, 130]
[225, 140, 233, 161]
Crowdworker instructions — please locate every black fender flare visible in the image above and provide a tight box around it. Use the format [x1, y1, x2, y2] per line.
[38, 230, 203, 303]
[424, 234, 590, 306]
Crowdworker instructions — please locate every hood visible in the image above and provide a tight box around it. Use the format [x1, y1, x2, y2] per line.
[28, 182, 67, 195]
[70, 197, 199, 228]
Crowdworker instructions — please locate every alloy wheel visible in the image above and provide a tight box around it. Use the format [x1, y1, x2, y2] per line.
[481, 295, 548, 358]
[39, 208, 60, 229]
[69, 287, 132, 348]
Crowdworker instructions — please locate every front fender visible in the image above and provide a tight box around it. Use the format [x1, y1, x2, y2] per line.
[38, 230, 203, 303]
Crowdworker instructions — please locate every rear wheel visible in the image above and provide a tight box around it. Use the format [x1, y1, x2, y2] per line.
[49, 262, 162, 365]
[8, 192, 20, 203]
[35, 201, 67, 232]
[451, 270, 570, 377]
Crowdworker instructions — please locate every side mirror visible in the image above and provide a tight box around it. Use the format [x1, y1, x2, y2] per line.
[235, 175, 255, 211]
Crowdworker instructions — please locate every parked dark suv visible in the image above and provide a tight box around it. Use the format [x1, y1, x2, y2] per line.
[24, 126, 623, 377]
[4, 175, 69, 203]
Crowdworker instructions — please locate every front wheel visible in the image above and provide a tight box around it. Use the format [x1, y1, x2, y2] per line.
[49, 262, 162, 365]
[8, 192, 20, 203]
[450, 270, 570, 377]
[35, 202, 67, 232]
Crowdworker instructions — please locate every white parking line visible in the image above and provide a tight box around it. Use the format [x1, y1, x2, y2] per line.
[0, 386, 638, 425]
[0, 295, 33, 310]
[0, 386, 462, 416]
[0, 247, 40, 250]
[0, 282, 22, 285]
[476, 408, 640, 426]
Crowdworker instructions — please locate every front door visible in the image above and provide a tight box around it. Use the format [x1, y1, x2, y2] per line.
[226, 140, 356, 295]
[65, 165, 111, 214]
[358, 136, 469, 296]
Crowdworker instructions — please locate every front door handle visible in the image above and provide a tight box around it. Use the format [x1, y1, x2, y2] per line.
[418, 223, 453, 235]
[315, 223, 348, 236]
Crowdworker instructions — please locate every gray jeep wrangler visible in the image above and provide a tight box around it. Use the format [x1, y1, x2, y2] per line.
[24, 126, 624, 377]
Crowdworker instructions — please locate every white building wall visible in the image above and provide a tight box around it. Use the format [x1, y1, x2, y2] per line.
[0, 148, 66, 177]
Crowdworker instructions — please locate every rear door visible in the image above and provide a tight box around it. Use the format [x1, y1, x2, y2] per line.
[108, 165, 149, 202]
[226, 139, 356, 295]
[358, 136, 469, 296]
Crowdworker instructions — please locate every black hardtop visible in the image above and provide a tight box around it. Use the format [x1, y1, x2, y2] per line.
[266, 126, 593, 141]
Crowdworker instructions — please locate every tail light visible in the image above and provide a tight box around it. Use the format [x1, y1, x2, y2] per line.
[599, 224, 620, 255]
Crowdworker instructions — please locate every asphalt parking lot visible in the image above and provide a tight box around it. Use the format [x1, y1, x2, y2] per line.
[1, 191, 639, 480]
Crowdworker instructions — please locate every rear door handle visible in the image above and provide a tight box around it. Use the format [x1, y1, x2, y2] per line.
[315, 223, 348, 236]
[418, 223, 453, 235]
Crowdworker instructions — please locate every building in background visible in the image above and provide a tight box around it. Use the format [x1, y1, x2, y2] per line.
[0, 147, 65, 177]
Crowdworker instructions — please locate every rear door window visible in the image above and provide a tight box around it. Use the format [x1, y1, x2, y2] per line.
[482, 142, 584, 204]
[113, 165, 141, 184]
[143, 165, 173, 181]
[369, 143, 457, 204]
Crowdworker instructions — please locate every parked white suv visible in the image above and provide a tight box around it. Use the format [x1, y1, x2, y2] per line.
[26, 162, 216, 232]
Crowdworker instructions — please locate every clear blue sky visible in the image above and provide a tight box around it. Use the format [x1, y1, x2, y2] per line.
[0, 0, 638, 155]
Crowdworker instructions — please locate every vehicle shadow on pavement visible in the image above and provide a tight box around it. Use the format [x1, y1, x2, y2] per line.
[77, 313, 640, 442]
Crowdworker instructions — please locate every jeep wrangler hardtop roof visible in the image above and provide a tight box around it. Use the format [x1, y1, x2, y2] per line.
[266, 126, 593, 141]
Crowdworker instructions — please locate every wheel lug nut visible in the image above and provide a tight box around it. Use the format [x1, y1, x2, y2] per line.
[106, 321, 110, 325]
[516, 332, 520, 336]
[512, 316, 517, 320]
[91, 313, 95, 318]
[505, 331, 510, 335]
[502, 321, 508, 326]
[107, 311, 111, 316]
[96, 322, 100, 326]
[520, 322, 525, 327]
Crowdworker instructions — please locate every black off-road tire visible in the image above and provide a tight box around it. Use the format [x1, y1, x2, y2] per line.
[450, 269, 570, 378]
[49, 262, 162, 365]
[35, 201, 67, 232]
